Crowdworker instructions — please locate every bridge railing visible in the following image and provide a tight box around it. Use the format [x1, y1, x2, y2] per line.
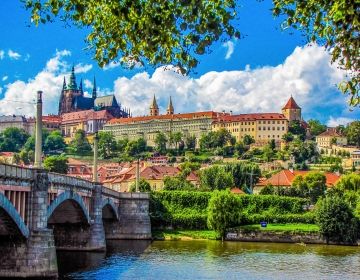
[0, 163, 33, 185]
[48, 172, 95, 193]
[102, 186, 120, 199]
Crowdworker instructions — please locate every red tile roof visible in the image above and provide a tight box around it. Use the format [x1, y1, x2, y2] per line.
[282, 96, 300, 110]
[258, 170, 340, 187]
[43, 115, 62, 124]
[213, 113, 287, 123]
[61, 109, 113, 123]
[317, 129, 344, 138]
[107, 111, 222, 125]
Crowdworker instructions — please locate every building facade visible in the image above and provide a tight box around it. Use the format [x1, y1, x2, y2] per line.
[316, 128, 347, 149]
[103, 95, 222, 147]
[58, 65, 129, 118]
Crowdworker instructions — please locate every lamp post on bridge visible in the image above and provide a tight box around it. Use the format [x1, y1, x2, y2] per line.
[34, 91, 43, 168]
[93, 132, 99, 183]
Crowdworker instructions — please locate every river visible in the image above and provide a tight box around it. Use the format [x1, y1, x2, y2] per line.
[58, 240, 360, 280]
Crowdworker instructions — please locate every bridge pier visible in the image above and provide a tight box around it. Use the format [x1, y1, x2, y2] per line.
[105, 193, 151, 240]
[89, 184, 106, 251]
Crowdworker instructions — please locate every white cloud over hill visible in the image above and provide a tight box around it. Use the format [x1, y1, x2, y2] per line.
[0, 44, 358, 124]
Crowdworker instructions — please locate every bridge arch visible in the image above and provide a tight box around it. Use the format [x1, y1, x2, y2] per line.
[101, 198, 119, 221]
[0, 192, 29, 238]
[47, 191, 90, 224]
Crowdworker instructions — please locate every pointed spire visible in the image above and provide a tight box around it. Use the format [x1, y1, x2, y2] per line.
[92, 76, 97, 99]
[150, 94, 159, 116]
[68, 64, 77, 90]
[167, 96, 174, 115]
[79, 78, 84, 96]
[62, 76, 67, 90]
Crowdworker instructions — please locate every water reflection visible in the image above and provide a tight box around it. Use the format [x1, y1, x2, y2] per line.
[58, 240, 360, 280]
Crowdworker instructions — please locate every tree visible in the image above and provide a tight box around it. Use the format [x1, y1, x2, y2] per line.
[163, 176, 195, 191]
[234, 141, 248, 157]
[207, 190, 242, 240]
[336, 173, 360, 192]
[129, 179, 151, 192]
[292, 172, 326, 203]
[19, 149, 34, 165]
[0, 127, 30, 152]
[286, 139, 318, 164]
[154, 132, 167, 154]
[169, 131, 183, 150]
[262, 145, 275, 162]
[308, 119, 327, 137]
[243, 134, 255, 146]
[200, 165, 234, 191]
[125, 138, 147, 157]
[345, 121, 360, 147]
[224, 162, 261, 193]
[273, 1, 359, 106]
[69, 130, 92, 155]
[25, 0, 239, 74]
[288, 120, 306, 140]
[98, 131, 117, 158]
[282, 132, 294, 143]
[179, 161, 201, 172]
[44, 130, 66, 154]
[185, 135, 196, 151]
[315, 194, 358, 244]
[259, 184, 275, 195]
[43, 155, 68, 174]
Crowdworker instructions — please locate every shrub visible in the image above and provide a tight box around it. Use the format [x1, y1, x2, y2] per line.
[315, 194, 358, 244]
[207, 190, 242, 239]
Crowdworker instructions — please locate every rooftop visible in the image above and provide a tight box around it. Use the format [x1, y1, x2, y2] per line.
[282, 96, 301, 110]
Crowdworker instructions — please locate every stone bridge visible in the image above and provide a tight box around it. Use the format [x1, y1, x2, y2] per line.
[0, 163, 151, 278]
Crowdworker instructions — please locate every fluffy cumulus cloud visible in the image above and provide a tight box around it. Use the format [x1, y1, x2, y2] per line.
[8, 49, 21, 60]
[222, 41, 235, 60]
[327, 117, 356, 127]
[75, 63, 93, 74]
[113, 44, 358, 124]
[0, 44, 358, 124]
[0, 50, 72, 116]
[2, 76, 8, 82]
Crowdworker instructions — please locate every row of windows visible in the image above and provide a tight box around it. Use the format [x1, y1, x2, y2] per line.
[259, 127, 285, 131]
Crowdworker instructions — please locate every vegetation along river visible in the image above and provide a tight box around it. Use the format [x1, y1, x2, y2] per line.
[58, 240, 360, 280]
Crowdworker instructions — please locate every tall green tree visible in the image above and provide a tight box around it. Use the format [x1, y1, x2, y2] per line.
[154, 132, 167, 154]
[316, 194, 358, 244]
[288, 120, 306, 140]
[25, 0, 239, 73]
[243, 134, 255, 146]
[69, 130, 92, 155]
[207, 190, 242, 240]
[308, 119, 327, 137]
[292, 172, 327, 203]
[336, 173, 360, 192]
[44, 130, 66, 154]
[273, 0, 359, 105]
[200, 165, 234, 191]
[185, 135, 196, 151]
[0, 127, 30, 152]
[345, 121, 360, 147]
[98, 131, 117, 158]
[43, 155, 68, 174]
[224, 162, 261, 193]
[129, 179, 151, 192]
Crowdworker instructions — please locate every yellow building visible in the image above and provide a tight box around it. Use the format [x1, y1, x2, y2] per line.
[103, 96, 222, 147]
[316, 128, 347, 149]
[61, 109, 114, 143]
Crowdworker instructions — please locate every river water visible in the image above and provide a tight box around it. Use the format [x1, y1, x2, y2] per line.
[58, 240, 360, 280]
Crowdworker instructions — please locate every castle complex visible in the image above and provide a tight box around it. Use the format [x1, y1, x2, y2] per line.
[103, 95, 303, 147]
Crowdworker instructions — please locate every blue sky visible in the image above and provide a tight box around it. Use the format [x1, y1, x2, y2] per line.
[0, 0, 358, 125]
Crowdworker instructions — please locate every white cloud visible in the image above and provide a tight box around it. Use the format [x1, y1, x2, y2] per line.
[8, 49, 21, 60]
[0, 50, 71, 116]
[0, 50, 4, 60]
[2, 76, 8, 82]
[112, 44, 353, 120]
[84, 79, 93, 89]
[327, 117, 355, 127]
[103, 61, 120, 71]
[75, 63, 93, 74]
[24, 54, 31, 62]
[222, 41, 235, 60]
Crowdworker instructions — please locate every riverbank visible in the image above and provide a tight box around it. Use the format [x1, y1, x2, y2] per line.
[152, 224, 358, 246]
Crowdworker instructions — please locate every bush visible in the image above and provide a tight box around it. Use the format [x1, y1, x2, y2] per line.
[316, 194, 358, 244]
[207, 190, 242, 239]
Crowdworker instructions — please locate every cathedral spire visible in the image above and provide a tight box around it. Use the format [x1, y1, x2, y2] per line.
[62, 76, 67, 90]
[150, 94, 159, 116]
[92, 76, 97, 99]
[68, 64, 77, 90]
[79, 78, 84, 96]
[166, 96, 174, 115]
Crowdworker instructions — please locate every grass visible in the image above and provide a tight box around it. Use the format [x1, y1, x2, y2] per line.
[152, 229, 220, 240]
[238, 223, 320, 233]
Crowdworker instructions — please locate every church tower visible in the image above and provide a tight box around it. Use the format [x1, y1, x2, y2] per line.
[282, 96, 301, 122]
[59, 65, 81, 115]
[150, 95, 159, 116]
[166, 96, 174, 115]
